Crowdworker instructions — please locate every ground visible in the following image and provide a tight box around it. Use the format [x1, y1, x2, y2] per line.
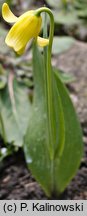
[0, 41, 87, 199]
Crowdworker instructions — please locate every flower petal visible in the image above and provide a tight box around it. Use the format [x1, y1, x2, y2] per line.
[37, 36, 49, 47]
[2, 3, 18, 23]
[17, 46, 26, 55]
[5, 11, 42, 54]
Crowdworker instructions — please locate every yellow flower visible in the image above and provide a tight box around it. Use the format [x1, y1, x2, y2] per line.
[2, 3, 49, 55]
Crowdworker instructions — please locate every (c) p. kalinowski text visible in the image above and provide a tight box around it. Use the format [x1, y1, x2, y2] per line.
[32, 202, 83, 212]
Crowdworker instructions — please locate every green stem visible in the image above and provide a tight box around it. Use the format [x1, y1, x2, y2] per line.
[36, 8, 55, 193]
[36, 7, 55, 159]
[43, 13, 49, 150]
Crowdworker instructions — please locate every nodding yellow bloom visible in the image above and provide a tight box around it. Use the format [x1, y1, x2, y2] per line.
[2, 3, 49, 55]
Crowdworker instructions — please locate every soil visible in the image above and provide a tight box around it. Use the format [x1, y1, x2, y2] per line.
[0, 41, 87, 200]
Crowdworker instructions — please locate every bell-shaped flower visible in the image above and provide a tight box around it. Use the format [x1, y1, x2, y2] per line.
[2, 3, 49, 55]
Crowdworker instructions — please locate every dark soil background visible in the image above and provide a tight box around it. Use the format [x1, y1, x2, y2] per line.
[0, 41, 87, 200]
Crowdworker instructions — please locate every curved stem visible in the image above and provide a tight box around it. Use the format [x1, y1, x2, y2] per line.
[35, 7, 54, 57]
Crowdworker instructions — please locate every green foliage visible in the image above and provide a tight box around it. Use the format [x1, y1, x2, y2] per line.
[53, 68, 75, 84]
[52, 36, 75, 55]
[53, 10, 79, 25]
[24, 44, 83, 196]
[0, 76, 31, 147]
[74, 0, 87, 18]
[0, 3, 83, 198]
[46, 0, 87, 25]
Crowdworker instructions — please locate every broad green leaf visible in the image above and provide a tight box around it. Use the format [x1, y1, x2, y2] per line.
[24, 44, 65, 196]
[53, 10, 79, 25]
[54, 72, 83, 194]
[0, 78, 30, 146]
[24, 44, 82, 196]
[24, 45, 83, 196]
[52, 36, 75, 55]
